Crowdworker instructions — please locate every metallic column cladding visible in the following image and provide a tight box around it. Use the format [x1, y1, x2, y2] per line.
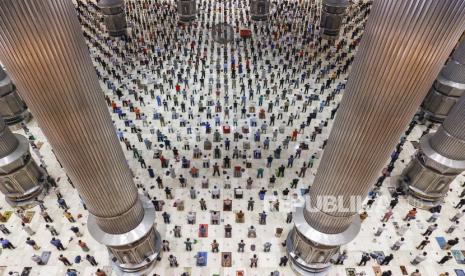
[421, 38, 465, 122]
[401, 92, 465, 207]
[250, 0, 270, 22]
[0, 0, 143, 234]
[0, 1, 162, 272]
[319, 0, 349, 40]
[0, 116, 45, 208]
[98, 0, 127, 37]
[0, 66, 30, 127]
[0, 118, 19, 157]
[304, 0, 465, 235]
[177, 0, 197, 23]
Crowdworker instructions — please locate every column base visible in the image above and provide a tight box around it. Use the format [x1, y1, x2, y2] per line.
[285, 207, 360, 276]
[397, 134, 465, 209]
[109, 230, 162, 276]
[88, 196, 162, 275]
[5, 184, 45, 210]
[4, 110, 32, 130]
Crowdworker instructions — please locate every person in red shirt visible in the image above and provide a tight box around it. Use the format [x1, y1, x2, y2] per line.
[291, 129, 298, 141]
[175, 84, 181, 93]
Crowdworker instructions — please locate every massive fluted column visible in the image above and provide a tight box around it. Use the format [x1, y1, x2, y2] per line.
[0, 115, 45, 209]
[287, 0, 465, 275]
[0, 66, 31, 127]
[98, 0, 127, 37]
[319, 0, 349, 40]
[401, 93, 465, 208]
[421, 39, 465, 122]
[0, 0, 160, 274]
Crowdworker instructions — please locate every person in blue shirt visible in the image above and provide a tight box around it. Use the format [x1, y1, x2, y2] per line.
[66, 269, 78, 276]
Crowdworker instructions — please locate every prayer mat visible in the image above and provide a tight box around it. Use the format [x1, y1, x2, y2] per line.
[455, 269, 465, 276]
[24, 211, 35, 222]
[41, 251, 52, 265]
[20, 267, 32, 276]
[236, 271, 244, 276]
[195, 251, 207, 266]
[435, 236, 446, 249]
[0, 211, 12, 222]
[221, 252, 232, 267]
[345, 268, 356, 276]
[183, 267, 192, 274]
[198, 224, 208, 238]
[372, 251, 385, 264]
[400, 265, 408, 275]
[36, 142, 44, 149]
[0, 266, 6, 276]
[452, 250, 465, 264]
[372, 266, 382, 276]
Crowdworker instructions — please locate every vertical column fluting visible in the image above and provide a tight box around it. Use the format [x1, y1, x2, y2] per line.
[319, 0, 349, 40]
[0, 117, 19, 157]
[286, 0, 465, 275]
[0, 115, 45, 208]
[0, 64, 30, 127]
[421, 38, 465, 122]
[401, 92, 465, 208]
[0, 1, 162, 271]
[98, 0, 127, 37]
[305, 0, 465, 234]
[0, 0, 142, 235]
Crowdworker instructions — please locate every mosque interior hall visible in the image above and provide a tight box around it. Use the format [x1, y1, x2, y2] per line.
[1, 0, 465, 276]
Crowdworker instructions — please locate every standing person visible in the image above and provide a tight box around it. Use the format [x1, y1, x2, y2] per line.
[168, 255, 179, 267]
[416, 237, 430, 250]
[78, 240, 89, 252]
[335, 251, 348, 265]
[45, 224, 59, 236]
[238, 240, 245, 252]
[411, 252, 427, 265]
[70, 226, 83, 237]
[381, 208, 393, 222]
[41, 210, 53, 223]
[25, 237, 40, 250]
[58, 254, 72, 266]
[50, 237, 65, 250]
[422, 224, 438, 236]
[86, 254, 98, 266]
[380, 254, 394, 265]
[374, 223, 386, 236]
[247, 198, 254, 211]
[158, 237, 168, 251]
[279, 255, 288, 266]
[391, 238, 405, 250]
[443, 238, 459, 250]
[286, 212, 293, 223]
[0, 238, 15, 249]
[0, 224, 10, 235]
[211, 240, 219, 253]
[358, 253, 371, 266]
[250, 254, 258, 268]
[437, 252, 453, 264]
[185, 238, 192, 251]
[22, 223, 35, 236]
